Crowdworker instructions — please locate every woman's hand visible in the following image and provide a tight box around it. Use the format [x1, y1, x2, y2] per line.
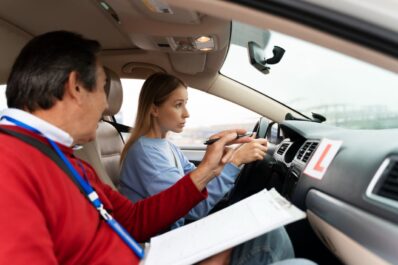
[190, 129, 252, 191]
[230, 137, 268, 167]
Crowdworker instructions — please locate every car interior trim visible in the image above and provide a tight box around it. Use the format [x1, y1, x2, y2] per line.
[307, 210, 389, 265]
[306, 189, 398, 264]
[365, 157, 398, 211]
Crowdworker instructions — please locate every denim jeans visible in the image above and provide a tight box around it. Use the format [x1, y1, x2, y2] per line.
[229, 227, 316, 265]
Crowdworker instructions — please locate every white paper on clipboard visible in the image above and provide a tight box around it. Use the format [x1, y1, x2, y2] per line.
[141, 188, 305, 265]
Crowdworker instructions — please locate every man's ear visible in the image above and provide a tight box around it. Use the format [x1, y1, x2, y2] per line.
[64, 71, 84, 105]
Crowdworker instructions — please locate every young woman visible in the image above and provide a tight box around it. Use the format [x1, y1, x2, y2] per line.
[118, 73, 317, 265]
[119, 73, 268, 227]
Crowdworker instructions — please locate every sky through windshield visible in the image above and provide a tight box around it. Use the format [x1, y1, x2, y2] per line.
[221, 23, 398, 129]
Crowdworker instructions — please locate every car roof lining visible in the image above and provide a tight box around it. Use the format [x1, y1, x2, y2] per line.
[1, 1, 397, 82]
[0, 0, 396, 121]
[0, 0, 231, 87]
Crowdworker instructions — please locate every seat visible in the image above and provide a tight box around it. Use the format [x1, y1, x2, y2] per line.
[74, 68, 125, 190]
[96, 68, 125, 188]
[74, 141, 118, 190]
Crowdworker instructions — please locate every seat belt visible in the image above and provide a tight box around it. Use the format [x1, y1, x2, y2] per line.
[102, 118, 131, 133]
[101, 117, 132, 144]
[0, 127, 84, 194]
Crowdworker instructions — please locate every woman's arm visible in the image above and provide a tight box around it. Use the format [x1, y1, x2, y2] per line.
[185, 138, 268, 219]
[107, 130, 251, 239]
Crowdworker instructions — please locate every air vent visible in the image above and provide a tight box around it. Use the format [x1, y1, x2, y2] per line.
[376, 160, 398, 201]
[297, 141, 319, 163]
[297, 142, 310, 160]
[303, 142, 319, 162]
[367, 157, 398, 209]
[277, 143, 290, 155]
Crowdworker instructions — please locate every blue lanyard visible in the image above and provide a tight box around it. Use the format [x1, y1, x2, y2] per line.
[1, 115, 144, 259]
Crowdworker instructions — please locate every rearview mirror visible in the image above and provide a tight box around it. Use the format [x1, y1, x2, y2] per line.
[248, 41, 285, 74]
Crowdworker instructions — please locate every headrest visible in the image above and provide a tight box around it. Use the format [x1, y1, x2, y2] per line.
[103, 68, 123, 116]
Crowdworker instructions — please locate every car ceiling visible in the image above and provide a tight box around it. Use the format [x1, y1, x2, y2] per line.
[0, 0, 230, 89]
[1, 0, 396, 123]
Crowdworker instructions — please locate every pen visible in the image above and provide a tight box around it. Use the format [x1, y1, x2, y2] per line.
[204, 131, 254, 145]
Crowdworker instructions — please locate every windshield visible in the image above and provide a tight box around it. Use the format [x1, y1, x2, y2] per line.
[221, 22, 398, 129]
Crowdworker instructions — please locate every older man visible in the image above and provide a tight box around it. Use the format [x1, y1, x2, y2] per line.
[0, 31, 315, 265]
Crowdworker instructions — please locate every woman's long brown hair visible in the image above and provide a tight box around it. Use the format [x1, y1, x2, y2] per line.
[120, 73, 186, 164]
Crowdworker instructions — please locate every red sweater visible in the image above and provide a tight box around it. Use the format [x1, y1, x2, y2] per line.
[0, 125, 207, 264]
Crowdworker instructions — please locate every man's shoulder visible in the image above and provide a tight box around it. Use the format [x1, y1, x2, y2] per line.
[0, 130, 56, 186]
[0, 125, 38, 146]
[0, 127, 54, 164]
[0, 130, 34, 150]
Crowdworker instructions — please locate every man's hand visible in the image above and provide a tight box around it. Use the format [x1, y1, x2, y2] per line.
[190, 129, 252, 191]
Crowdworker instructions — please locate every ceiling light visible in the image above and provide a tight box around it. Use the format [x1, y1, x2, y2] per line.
[142, 0, 174, 14]
[167, 36, 216, 52]
[195, 36, 211, 43]
[194, 36, 215, 51]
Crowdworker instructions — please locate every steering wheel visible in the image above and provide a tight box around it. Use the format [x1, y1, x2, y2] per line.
[252, 117, 269, 139]
[209, 117, 278, 213]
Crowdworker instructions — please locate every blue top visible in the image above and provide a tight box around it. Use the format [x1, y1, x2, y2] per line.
[119, 136, 240, 228]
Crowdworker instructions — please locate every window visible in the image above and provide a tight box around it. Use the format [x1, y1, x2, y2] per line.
[116, 79, 144, 128]
[119, 79, 260, 147]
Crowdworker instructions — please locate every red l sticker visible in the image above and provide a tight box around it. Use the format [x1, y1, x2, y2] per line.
[303, 139, 342, 180]
[313, 144, 332, 172]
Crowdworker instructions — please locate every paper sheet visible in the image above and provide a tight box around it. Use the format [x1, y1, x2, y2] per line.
[141, 188, 306, 265]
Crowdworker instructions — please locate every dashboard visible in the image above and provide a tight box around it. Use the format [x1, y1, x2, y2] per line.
[271, 120, 398, 264]
[183, 119, 398, 264]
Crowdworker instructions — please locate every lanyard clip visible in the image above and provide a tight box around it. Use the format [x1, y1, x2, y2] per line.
[97, 204, 113, 221]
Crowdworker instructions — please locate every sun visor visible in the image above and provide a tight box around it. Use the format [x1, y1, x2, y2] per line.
[169, 52, 206, 75]
[121, 62, 165, 79]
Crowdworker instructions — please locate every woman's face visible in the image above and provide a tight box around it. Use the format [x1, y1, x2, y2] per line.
[152, 85, 189, 135]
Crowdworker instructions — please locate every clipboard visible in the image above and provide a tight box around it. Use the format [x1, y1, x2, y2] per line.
[141, 188, 305, 265]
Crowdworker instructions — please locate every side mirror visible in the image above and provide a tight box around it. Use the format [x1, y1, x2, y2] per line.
[248, 41, 285, 74]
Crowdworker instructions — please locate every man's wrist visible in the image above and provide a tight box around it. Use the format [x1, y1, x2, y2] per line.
[190, 164, 215, 191]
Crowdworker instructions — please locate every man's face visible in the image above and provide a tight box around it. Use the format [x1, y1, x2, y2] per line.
[75, 62, 108, 144]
